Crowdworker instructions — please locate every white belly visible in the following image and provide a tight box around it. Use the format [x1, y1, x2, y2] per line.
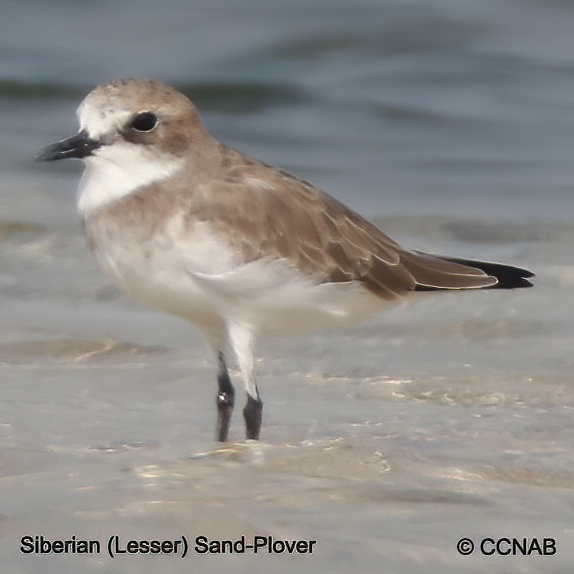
[88, 220, 395, 338]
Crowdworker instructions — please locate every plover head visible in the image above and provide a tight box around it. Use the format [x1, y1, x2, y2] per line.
[37, 78, 214, 214]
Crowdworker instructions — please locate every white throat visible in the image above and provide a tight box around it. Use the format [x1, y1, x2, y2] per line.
[77, 142, 184, 216]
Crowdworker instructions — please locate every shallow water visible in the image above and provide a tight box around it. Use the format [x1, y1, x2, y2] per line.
[2, 0, 574, 572]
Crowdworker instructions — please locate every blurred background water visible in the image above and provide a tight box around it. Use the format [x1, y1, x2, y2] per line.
[1, 0, 574, 572]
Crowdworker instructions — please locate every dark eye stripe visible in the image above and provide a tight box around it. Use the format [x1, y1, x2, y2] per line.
[129, 112, 158, 132]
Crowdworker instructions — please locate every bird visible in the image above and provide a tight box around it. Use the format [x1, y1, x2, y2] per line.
[37, 78, 534, 442]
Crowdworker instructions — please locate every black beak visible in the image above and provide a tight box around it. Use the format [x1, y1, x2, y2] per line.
[36, 130, 101, 162]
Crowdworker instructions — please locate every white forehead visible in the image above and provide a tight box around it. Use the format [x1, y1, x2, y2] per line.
[77, 94, 134, 140]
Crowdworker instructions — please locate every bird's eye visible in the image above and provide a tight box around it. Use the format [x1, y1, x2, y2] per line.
[129, 112, 158, 132]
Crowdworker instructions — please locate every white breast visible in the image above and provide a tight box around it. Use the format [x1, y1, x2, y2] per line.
[77, 143, 184, 215]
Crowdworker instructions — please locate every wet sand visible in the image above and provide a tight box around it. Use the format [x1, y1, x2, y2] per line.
[2, 212, 572, 573]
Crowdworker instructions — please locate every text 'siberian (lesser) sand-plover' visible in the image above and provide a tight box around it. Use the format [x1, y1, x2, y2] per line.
[37, 78, 534, 442]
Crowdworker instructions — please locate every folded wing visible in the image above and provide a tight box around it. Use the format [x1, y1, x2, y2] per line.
[196, 146, 533, 299]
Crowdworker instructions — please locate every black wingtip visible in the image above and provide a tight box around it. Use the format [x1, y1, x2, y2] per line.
[442, 257, 534, 289]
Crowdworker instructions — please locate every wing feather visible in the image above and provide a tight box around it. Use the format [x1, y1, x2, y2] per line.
[191, 145, 501, 299]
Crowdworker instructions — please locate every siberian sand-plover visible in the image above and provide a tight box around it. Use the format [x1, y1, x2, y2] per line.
[38, 78, 533, 441]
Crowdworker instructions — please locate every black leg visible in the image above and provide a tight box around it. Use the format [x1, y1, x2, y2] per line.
[216, 352, 234, 442]
[243, 391, 263, 440]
